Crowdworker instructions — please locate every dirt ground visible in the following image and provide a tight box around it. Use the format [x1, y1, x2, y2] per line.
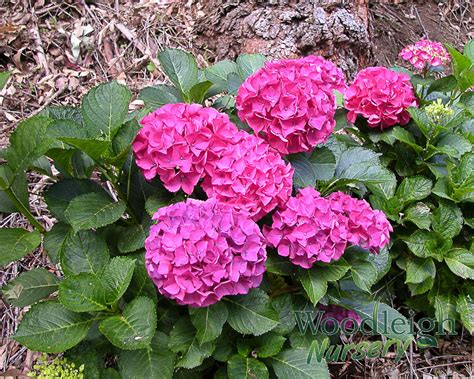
[0, 0, 473, 377]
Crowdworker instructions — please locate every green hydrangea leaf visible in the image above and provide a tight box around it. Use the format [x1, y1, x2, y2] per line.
[315, 258, 351, 282]
[5, 116, 54, 178]
[271, 294, 297, 335]
[60, 230, 109, 276]
[254, 332, 286, 358]
[299, 270, 328, 306]
[396, 176, 432, 204]
[138, 85, 184, 112]
[444, 248, 474, 279]
[3, 268, 59, 307]
[189, 302, 228, 344]
[123, 252, 157, 304]
[225, 289, 279, 336]
[44, 179, 105, 222]
[204, 60, 238, 92]
[287, 147, 336, 188]
[59, 273, 109, 312]
[350, 261, 377, 292]
[456, 292, 474, 333]
[13, 301, 93, 353]
[81, 81, 132, 140]
[117, 221, 150, 254]
[335, 147, 396, 198]
[405, 257, 436, 284]
[65, 192, 126, 232]
[157, 48, 199, 97]
[403, 230, 439, 259]
[236, 54, 266, 80]
[403, 202, 432, 230]
[432, 201, 463, 239]
[43, 223, 72, 264]
[408, 276, 434, 296]
[168, 317, 216, 369]
[432, 292, 457, 333]
[119, 332, 176, 379]
[99, 297, 157, 350]
[101, 257, 136, 304]
[227, 355, 269, 379]
[271, 348, 329, 379]
[0, 228, 41, 266]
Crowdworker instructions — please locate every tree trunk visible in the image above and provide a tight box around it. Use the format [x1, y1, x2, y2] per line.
[193, 0, 371, 77]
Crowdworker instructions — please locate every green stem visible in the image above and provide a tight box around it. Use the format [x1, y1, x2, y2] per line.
[98, 166, 140, 224]
[5, 186, 45, 233]
[319, 179, 352, 197]
[447, 89, 463, 107]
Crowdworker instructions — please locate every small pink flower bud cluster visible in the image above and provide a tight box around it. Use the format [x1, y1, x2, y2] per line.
[400, 39, 451, 70]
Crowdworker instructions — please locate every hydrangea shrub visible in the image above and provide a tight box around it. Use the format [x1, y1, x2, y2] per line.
[1, 40, 473, 378]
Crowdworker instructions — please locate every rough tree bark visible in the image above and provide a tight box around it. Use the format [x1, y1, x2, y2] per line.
[193, 0, 372, 77]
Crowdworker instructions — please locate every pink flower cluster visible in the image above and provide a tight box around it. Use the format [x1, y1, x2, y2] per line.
[133, 103, 238, 194]
[145, 198, 266, 307]
[202, 132, 294, 220]
[133, 103, 293, 220]
[236, 56, 344, 154]
[264, 187, 349, 268]
[400, 40, 451, 70]
[264, 187, 392, 269]
[318, 304, 361, 329]
[345, 67, 417, 129]
[327, 192, 393, 253]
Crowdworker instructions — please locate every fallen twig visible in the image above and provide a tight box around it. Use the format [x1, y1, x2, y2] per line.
[30, 85, 66, 117]
[115, 22, 148, 56]
[414, 6, 429, 39]
[30, 17, 51, 75]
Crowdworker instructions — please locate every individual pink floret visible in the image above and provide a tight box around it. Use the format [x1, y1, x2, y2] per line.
[202, 131, 294, 221]
[344, 67, 417, 129]
[132, 103, 238, 194]
[236, 56, 343, 154]
[145, 198, 267, 307]
[400, 40, 451, 70]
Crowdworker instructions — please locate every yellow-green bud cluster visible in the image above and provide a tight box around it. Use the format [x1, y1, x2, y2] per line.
[425, 99, 454, 124]
[27, 355, 84, 379]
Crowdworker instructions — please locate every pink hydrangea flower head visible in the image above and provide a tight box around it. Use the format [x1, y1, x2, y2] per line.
[318, 304, 362, 329]
[295, 55, 348, 94]
[202, 131, 294, 221]
[145, 198, 267, 307]
[327, 191, 392, 253]
[236, 56, 342, 154]
[344, 67, 417, 129]
[400, 40, 451, 70]
[263, 187, 349, 269]
[132, 103, 238, 194]
[264, 189, 393, 269]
